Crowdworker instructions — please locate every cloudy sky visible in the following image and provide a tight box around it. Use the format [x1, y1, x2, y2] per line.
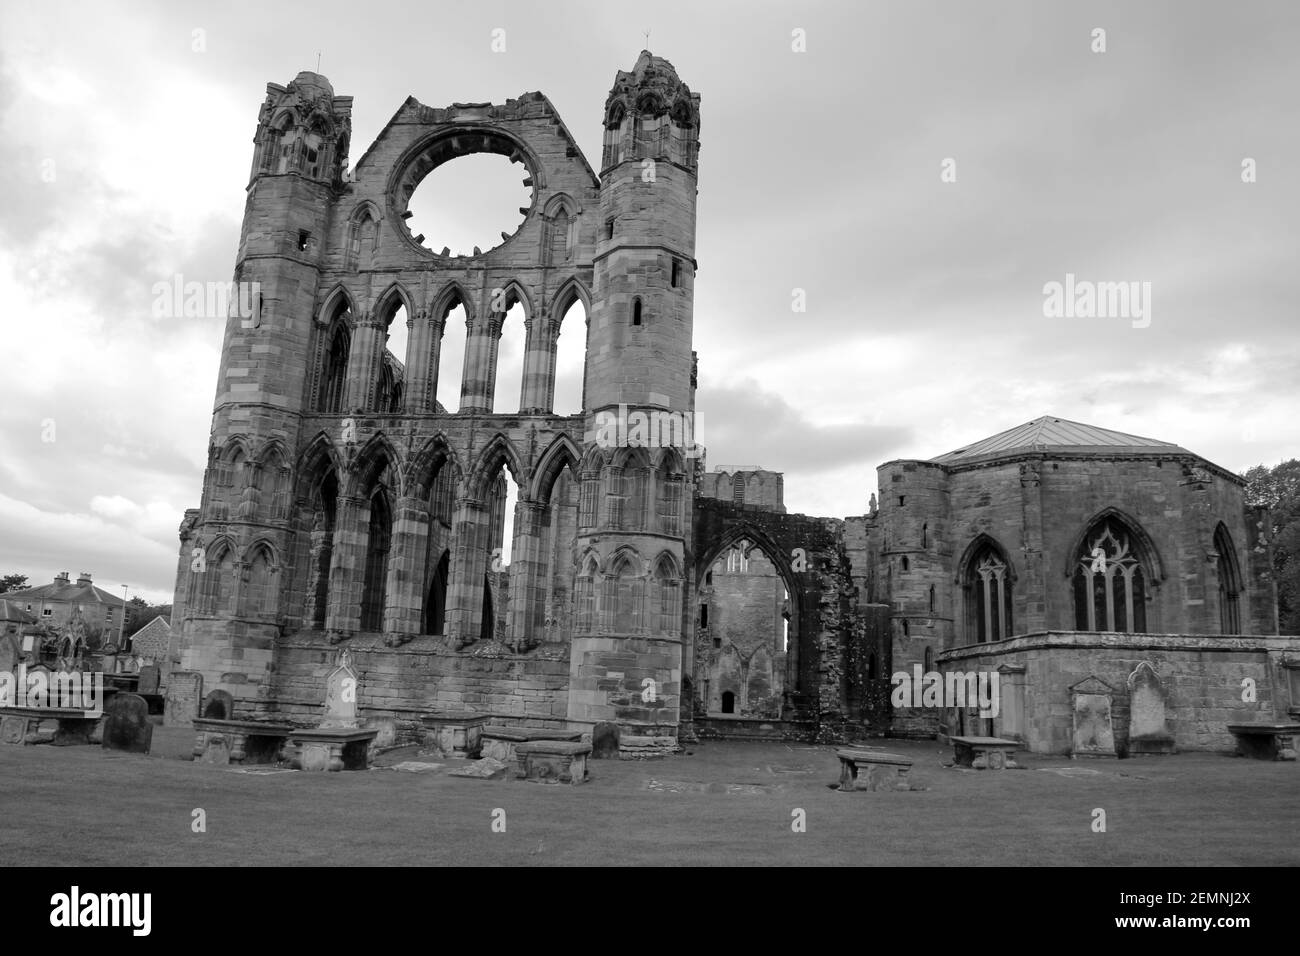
[1, 0, 1297, 604]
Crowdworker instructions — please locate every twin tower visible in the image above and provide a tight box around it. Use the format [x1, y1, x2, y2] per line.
[171, 53, 702, 744]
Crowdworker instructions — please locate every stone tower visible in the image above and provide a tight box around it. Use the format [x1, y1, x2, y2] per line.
[567, 52, 701, 744]
[176, 73, 353, 691]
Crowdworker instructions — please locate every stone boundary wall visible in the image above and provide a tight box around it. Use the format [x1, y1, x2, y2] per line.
[938, 630, 1300, 754]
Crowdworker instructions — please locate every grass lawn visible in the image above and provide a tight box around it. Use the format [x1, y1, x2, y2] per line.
[2, 729, 1296, 866]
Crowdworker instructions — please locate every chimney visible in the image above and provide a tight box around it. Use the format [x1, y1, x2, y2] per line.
[76, 572, 93, 586]
[54, 571, 70, 585]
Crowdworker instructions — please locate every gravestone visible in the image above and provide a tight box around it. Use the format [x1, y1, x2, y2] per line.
[164, 671, 203, 727]
[137, 664, 160, 696]
[321, 649, 359, 729]
[202, 689, 234, 720]
[1127, 661, 1176, 754]
[102, 694, 152, 754]
[592, 721, 620, 759]
[1070, 675, 1117, 758]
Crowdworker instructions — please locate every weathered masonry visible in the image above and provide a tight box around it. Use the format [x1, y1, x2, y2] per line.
[173, 53, 702, 746]
[172, 57, 1300, 755]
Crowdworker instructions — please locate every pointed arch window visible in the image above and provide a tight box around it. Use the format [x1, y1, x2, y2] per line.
[317, 314, 350, 413]
[360, 488, 392, 632]
[964, 542, 1012, 643]
[1215, 523, 1242, 635]
[655, 454, 684, 536]
[1072, 517, 1151, 633]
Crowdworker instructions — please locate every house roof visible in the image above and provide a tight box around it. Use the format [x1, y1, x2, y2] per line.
[931, 415, 1190, 465]
[0, 599, 37, 624]
[4, 581, 125, 606]
[132, 616, 171, 639]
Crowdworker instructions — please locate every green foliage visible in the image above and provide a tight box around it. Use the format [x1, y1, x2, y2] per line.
[1243, 459, 1300, 634]
[0, 573, 29, 594]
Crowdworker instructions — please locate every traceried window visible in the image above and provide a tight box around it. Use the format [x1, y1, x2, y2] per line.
[964, 543, 1012, 643]
[1072, 517, 1150, 633]
[726, 544, 750, 574]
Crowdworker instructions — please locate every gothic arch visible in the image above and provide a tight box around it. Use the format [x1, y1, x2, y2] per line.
[467, 433, 524, 501]
[606, 545, 644, 578]
[489, 280, 533, 323]
[241, 538, 282, 566]
[316, 283, 357, 328]
[1065, 507, 1165, 582]
[543, 192, 579, 219]
[430, 281, 475, 324]
[697, 523, 796, 593]
[348, 432, 404, 498]
[956, 533, 1018, 584]
[530, 434, 581, 504]
[550, 276, 592, 323]
[253, 438, 290, 467]
[406, 432, 461, 499]
[293, 431, 343, 498]
[375, 282, 414, 322]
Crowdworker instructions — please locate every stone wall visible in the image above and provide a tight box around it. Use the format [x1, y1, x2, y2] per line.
[265, 632, 571, 736]
[938, 630, 1300, 754]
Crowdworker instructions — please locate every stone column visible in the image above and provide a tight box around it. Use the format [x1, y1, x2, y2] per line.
[325, 495, 366, 638]
[383, 494, 430, 643]
[459, 311, 499, 413]
[446, 497, 488, 648]
[403, 308, 433, 413]
[1018, 459, 1047, 633]
[301, 515, 332, 630]
[518, 315, 554, 413]
[343, 311, 384, 412]
[507, 500, 547, 650]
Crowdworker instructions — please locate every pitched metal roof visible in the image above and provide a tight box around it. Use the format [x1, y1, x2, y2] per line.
[931, 415, 1189, 465]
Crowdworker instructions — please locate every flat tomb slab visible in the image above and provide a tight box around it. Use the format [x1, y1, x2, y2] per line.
[192, 718, 294, 766]
[482, 727, 582, 742]
[480, 727, 583, 763]
[835, 749, 914, 792]
[0, 706, 102, 746]
[951, 735, 1022, 770]
[1227, 723, 1299, 761]
[515, 741, 592, 785]
[289, 728, 379, 772]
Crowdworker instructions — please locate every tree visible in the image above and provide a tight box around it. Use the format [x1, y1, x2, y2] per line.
[124, 601, 171, 638]
[0, 573, 28, 594]
[1243, 460, 1300, 635]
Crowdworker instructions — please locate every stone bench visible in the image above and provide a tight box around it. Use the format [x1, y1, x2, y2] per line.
[1227, 722, 1299, 761]
[193, 717, 294, 766]
[514, 740, 592, 785]
[835, 749, 913, 792]
[481, 726, 583, 764]
[289, 727, 379, 772]
[951, 735, 1022, 770]
[420, 712, 490, 759]
[0, 706, 104, 746]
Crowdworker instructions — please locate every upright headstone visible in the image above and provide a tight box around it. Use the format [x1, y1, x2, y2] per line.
[102, 693, 152, 754]
[1127, 662, 1176, 754]
[137, 664, 160, 696]
[321, 649, 359, 729]
[592, 721, 620, 759]
[1070, 675, 1117, 757]
[202, 689, 234, 721]
[164, 671, 203, 727]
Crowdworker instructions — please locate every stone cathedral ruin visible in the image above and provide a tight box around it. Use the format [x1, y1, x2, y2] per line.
[169, 53, 1300, 759]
